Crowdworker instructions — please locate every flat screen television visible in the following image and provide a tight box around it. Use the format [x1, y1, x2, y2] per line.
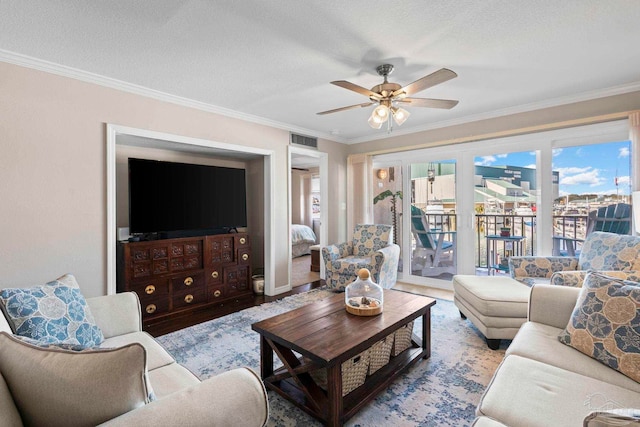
[128, 158, 247, 237]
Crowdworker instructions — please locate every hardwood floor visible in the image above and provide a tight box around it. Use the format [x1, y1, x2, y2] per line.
[145, 280, 325, 337]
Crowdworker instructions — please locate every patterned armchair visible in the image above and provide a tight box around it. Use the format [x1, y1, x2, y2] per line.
[509, 231, 640, 287]
[321, 224, 400, 291]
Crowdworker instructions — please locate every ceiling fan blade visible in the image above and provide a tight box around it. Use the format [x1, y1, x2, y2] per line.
[392, 68, 457, 97]
[317, 102, 374, 115]
[331, 80, 381, 100]
[398, 97, 459, 109]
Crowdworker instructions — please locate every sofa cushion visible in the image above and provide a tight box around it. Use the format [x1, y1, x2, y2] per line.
[507, 322, 640, 393]
[477, 355, 640, 427]
[0, 274, 104, 348]
[147, 362, 200, 399]
[558, 272, 640, 383]
[0, 332, 152, 427]
[0, 371, 22, 427]
[100, 331, 175, 371]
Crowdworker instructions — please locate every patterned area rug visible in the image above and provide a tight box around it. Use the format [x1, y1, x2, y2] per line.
[156, 289, 507, 426]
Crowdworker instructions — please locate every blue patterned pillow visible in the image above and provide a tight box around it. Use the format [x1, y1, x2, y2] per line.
[558, 272, 640, 382]
[0, 274, 104, 348]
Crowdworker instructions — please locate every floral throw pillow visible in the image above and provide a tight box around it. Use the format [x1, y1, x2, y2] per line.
[0, 274, 104, 348]
[558, 271, 640, 382]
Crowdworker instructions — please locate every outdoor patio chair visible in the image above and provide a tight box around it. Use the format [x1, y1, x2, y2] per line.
[410, 205, 457, 276]
[552, 203, 632, 256]
[321, 224, 400, 291]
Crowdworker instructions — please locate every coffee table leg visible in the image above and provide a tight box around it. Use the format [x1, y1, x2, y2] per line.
[422, 310, 431, 359]
[326, 364, 343, 427]
[260, 335, 273, 379]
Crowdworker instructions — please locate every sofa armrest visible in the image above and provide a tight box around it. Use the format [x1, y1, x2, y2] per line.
[322, 242, 352, 263]
[509, 256, 579, 279]
[99, 368, 269, 427]
[549, 270, 589, 287]
[374, 244, 400, 289]
[528, 284, 581, 328]
[87, 292, 142, 339]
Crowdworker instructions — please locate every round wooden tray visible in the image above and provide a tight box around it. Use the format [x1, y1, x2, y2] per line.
[345, 304, 383, 316]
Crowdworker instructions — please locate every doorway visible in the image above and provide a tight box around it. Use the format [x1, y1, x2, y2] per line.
[288, 145, 328, 288]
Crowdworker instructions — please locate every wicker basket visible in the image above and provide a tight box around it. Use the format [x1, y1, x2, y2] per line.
[308, 349, 370, 396]
[392, 321, 414, 356]
[368, 334, 394, 375]
[341, 349, 370, 395]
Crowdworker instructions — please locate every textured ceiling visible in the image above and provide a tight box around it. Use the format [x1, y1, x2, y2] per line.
[1, 1, 640, 143]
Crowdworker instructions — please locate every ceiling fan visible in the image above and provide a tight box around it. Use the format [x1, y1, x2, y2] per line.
[318, 64, 459, 130]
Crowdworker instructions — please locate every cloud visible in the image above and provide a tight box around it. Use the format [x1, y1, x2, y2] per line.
[619, 147, 630, 158]
[475, 155, 496, 166]
[496, 153, 508, 158]
[552, 148, 563, 157]
[529, 151, 536, 156]
[555, 166, 592, 178]
[559, 169, 605, 187]
[523, 164, 536, 169]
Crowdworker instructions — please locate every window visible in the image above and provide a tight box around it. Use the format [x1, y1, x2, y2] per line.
[371, 120, 633, 288]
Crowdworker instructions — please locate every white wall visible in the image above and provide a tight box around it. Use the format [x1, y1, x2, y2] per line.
[0, 61, 347, 297]
[290, 169, 304, 225]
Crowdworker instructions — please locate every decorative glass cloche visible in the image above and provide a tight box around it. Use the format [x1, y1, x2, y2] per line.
[345, 268, 383, 316]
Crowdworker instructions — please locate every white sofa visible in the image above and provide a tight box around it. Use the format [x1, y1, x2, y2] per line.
[0, 291, 269, 426]
[474, 284, 640, 426]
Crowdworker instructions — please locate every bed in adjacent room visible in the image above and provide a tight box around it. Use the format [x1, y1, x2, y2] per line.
[291, 224, 317, 258]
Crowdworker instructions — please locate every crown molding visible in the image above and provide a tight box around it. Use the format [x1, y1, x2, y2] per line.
[0, 49, 346, 144]
[346, 80, 640, 145]
[2, 48, 638, 147]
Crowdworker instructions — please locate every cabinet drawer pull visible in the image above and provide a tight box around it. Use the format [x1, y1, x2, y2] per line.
[184, 294, 194, 304]
[184, 277, 193, 286]
[213, 289, 222, 298]
[146, 304, 157, 314]
[242, 253, 249, 261]
[211, 271, 219, 279]
[239, 237, 246, 244]
[145, 285, 155, 294]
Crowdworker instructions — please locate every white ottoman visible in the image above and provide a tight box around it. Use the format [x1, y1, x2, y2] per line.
[452, 275, 530, 350]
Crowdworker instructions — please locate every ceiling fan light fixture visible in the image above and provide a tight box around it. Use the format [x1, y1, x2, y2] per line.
[319, 64, 458, 132]
[391, 107, 410, 126]
[368, 115, 383, 129]
[373, 104, 389, 121]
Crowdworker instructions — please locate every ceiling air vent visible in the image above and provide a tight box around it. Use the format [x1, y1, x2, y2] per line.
[290, 133, 318, 149]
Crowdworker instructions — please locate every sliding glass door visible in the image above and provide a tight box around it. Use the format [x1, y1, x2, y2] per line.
[473, 150, 539, 275]
[408, 160, 458, 281]
[551, 139, 632, 256]
[371, 120, 633, 290]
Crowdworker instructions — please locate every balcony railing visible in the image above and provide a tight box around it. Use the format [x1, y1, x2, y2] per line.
[407, 211, 630, 278]
[419, 213, 596, 270]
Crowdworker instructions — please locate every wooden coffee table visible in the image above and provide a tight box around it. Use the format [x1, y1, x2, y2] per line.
[251, 289, 436, 426]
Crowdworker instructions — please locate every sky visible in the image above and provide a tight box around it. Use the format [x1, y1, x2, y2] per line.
[474, 140, 632, 197]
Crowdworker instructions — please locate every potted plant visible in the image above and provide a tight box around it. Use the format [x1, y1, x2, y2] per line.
[373, 190, 402, 245]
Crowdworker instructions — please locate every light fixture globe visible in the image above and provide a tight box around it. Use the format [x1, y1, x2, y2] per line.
[373, 104, 389, 121]
[368, 115, 383, 129]
[391, 107, 410, 126]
